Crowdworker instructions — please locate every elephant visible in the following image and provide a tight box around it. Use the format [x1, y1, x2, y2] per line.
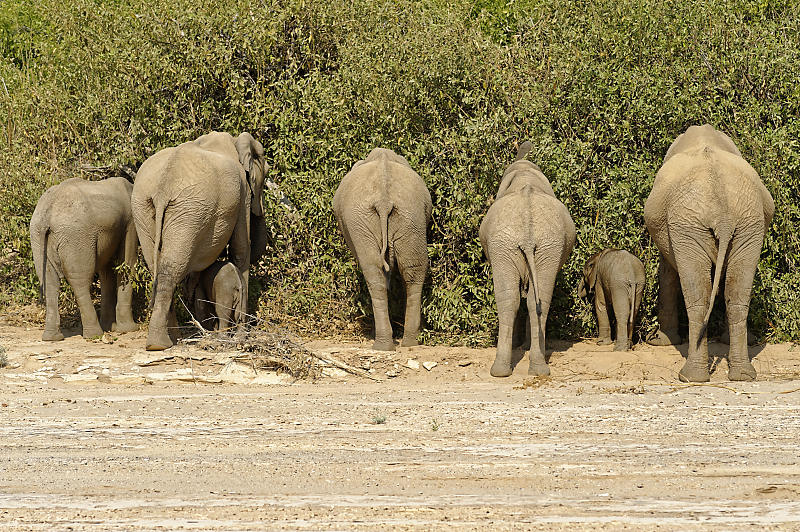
[644, 124, 774, 382]
[480, 142, 576, 377]
[29, 177, 138, 341]
[131, 131, 266, 351]
[577, 248, 645, 351]
[333, 147, 432, 351]
[187, 261, 242, 332]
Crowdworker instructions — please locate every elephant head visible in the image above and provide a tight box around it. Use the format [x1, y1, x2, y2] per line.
[577, 249, 612, 299]
[235, 132, 267, 217]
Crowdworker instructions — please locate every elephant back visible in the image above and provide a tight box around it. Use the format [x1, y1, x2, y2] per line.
[663, 124, 742, 163]
[496, 161, 554, 200]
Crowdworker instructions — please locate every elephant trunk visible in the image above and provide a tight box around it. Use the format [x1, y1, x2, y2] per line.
[699, 223, 733, 342]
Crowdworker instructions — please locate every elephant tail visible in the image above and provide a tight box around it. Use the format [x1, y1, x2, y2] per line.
[700, 223, 733, 340]
[375, 200, 393, 272]
[149, 199, 167, 311]
[233, 270, 244, 325]
[36, 225, 51, 302]
[515, 140, 533, 161]
[520, 243, 541, 316]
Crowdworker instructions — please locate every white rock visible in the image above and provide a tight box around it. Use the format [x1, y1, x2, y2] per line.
[422, 361, 437, 371]
[406, 359, 420, 370]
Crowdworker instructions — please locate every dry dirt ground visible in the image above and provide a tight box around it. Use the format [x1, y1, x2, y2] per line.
[2, 322, 800, 530]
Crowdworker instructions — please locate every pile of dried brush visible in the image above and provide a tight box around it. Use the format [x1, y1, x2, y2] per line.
[181, 304, 319, 379]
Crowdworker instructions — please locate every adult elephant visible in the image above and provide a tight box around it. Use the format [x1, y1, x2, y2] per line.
[132, 131, 266, 350]
[333, 148, 432, 351]
[644, 124, 774, 382]
[480, 142, 576, 377]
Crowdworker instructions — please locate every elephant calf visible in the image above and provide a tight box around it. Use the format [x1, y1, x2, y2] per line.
[480, 142, 576, 377]
[188, 261, 242, 332]
[333, 148, 432, 351]
[29, 177, 138, 340]
[578, 249, 645, 351]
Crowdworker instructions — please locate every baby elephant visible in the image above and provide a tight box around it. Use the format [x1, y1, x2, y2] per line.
[187, 262, 243, 332]
[29, 177, 138, 341]
[578, 249, 645, 351]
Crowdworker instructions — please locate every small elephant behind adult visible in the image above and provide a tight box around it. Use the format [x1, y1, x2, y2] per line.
[29, 177, 139, 341]
[480, 142, 576, 377]
[132, 131, 267, 351]
[333, 148, 432, 351]
[577, 249, 645, 351]
[188, 262, 242, 332]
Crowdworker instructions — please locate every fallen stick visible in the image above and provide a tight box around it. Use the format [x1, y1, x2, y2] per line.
[310, 352, 382, 381]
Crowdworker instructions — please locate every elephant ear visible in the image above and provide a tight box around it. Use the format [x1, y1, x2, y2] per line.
[235, 132, 262, 174]
[235, 132, 267, 216]
[584, 252, 601, 292]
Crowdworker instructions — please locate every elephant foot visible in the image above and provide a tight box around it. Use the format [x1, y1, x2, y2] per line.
[647, 329, 682, 346]
[728, 362, 757, 382]
[113, 320, 138, 333]
[597, 338, 613, 346]
[528, 362, 551, 376]
[490, 359, 512, 378]
[146, 329, 174, 351]
[371, 339, 395, 351]
[82, 325, 103, 339]
[42, 329, 64, 342]
[678, 362, 710, 383]
[614, 341, 631, 352]
[400, 336, 419, 347]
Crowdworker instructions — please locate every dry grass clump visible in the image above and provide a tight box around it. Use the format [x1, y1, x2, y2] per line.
[188, 314, 320, 380]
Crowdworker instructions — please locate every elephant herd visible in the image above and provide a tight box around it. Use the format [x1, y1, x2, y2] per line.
[29, 124, 774, 383]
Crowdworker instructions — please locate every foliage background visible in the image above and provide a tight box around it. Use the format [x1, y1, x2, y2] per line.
[1, 0, 798, 344]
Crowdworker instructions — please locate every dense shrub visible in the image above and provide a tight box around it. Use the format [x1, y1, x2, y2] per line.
[1, 0, 798, 343]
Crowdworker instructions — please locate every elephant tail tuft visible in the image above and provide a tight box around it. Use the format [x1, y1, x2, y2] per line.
[700, 222, 733, 342]
[375, 200, 393, 272]
[520, 243, 541, 316]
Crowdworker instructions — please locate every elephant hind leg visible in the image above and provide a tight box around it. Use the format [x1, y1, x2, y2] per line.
[526, 292, 549, 376]
[99, 266, 117, 332]
[362, 262, 394, 351]
[672, 232, 713, 382]
[610, 283, 631, 351]
[62, 249, 102, 339]
[396, 261, 426, 348]
[648, 258, 682, 346]
[724, 235, 762, 381]
[490, 270, 521, 378]
[113, 222, 138, 333]
[42, 261, 64, 341]
[147, 272, 178, 351]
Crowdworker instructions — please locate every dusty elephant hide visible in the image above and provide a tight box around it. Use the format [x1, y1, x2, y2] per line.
[333, 147, 432, 351]
[480, 142, 576, 377]
[644, 124, 774, 382]
[29, 177, 139, 341]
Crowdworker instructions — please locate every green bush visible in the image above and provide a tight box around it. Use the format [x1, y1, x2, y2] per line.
[1, 0, 798, 343]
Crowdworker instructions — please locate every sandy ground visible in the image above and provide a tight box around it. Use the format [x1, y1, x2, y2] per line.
[2, 323, 800, 530]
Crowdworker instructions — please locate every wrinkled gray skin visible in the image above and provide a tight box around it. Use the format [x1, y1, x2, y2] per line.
[333, 148, 432, 351]
[577, 249, 645, 352]
[644, 124, 774, 382]
[480, 142, 576, 377]
[132, 131, 266, 351]
[29, 177, 138, 340]
[187, 262, 242, 332]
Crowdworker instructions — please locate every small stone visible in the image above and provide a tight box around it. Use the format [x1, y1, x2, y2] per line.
[406, 359, 420, 370]
[422, 361, 437, 371]
[101, 333, 114, 344]
[457, 359, 472, 367]
[386, 370, 398, 378]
